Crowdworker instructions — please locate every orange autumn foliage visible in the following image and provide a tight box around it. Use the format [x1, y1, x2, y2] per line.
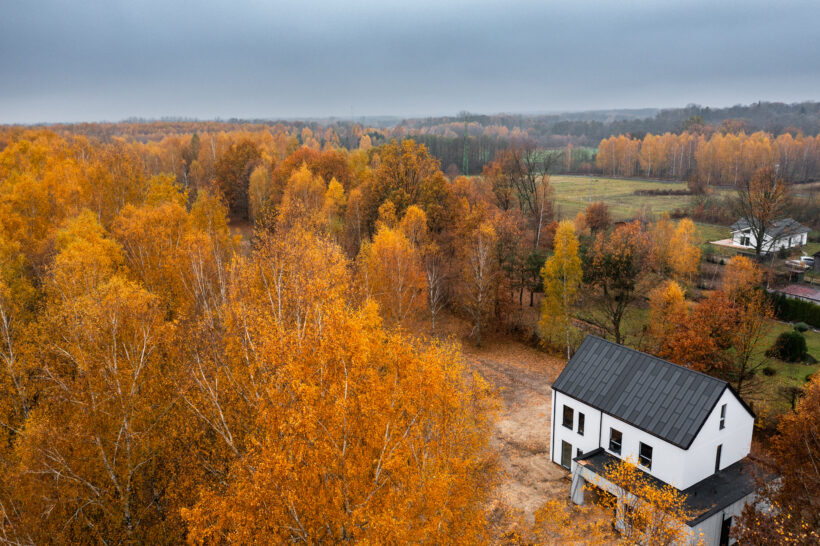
[0, 130, 498, 543]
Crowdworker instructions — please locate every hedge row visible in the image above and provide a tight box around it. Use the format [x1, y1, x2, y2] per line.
[769, 292, 820, 328]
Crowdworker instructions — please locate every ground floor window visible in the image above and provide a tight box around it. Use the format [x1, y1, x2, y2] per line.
[561, 440, 572, 469]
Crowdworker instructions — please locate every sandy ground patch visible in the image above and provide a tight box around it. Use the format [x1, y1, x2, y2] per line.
[461, 339, 570, 521]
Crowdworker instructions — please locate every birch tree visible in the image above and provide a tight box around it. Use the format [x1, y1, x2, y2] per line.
[539, 221, 582, 359]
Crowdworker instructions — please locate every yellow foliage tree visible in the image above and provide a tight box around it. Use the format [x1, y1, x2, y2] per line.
[669, 218, 701, 283]
[723, 255, 763, 296]
[248, 164, 272, 224]
[592, 458, 700, 545]
[460, 219, 498, 347]
[278, 163, 327, 232]
[358, 225, 426, 327]
[178, 228, 496, 543]
[647, 280, 687, 349]
[539, 221, 582, 359]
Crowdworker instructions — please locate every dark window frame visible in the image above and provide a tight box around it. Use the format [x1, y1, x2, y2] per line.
[639, 442, 653, 470]
[578, 412, 585, 436]
[609, 428, 622, 455]
[561, 440, 572, 469]
[715, 444, 722, 473]
[719, 403, 726, 430]
[562, 405, 574, 430]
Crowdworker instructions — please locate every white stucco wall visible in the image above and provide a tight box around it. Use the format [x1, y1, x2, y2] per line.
[550, 390, 603, 472]
[732, 229, 807, 252]
[682, 389, 754, 489]
[599, 412, 691, 488]
[552, 388, 753, 490]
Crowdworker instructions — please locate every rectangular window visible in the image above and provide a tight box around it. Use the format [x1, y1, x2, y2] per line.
[562, 405, 574, 430]
[561, 441, 572, 469]
[578, 412, 585, 436]
[715, 444, 722, 473]
[639, 442, 653, 470]
[609, 428, 622, 455]
[576, 448, 583, 458]
[720, 404, 726, 430]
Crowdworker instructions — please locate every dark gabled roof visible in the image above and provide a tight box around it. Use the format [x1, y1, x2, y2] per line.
[575, 449, 767, 526]
[553, 336, 752, 449]
[730, 217, 810, 237]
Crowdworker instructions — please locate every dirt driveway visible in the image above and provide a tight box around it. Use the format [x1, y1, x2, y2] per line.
[462, 340, 570, 521]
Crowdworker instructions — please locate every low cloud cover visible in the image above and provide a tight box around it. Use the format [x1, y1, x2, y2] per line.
[2, 0, 819, 123]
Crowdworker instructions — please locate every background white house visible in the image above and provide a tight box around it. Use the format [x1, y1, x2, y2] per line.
[550, 336, 762, 546]
[730, 217, 809, 253]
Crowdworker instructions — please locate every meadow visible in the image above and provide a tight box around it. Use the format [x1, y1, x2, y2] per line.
[550, 175, 732, 242]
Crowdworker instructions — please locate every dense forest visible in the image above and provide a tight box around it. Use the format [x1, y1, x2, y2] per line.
[21, 101, 820, 177]
[0, 121, 818, 542]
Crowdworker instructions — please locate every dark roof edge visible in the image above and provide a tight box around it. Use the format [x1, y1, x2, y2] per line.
[685, 384, 756, 447]
[573, 446, 604, 462]
[555, 336, 752, 450]
[727, 384, 756, 419]
[686, 489, 757, 526]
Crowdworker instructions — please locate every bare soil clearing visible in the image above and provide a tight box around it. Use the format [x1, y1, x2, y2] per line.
[460, 339, 570, 521]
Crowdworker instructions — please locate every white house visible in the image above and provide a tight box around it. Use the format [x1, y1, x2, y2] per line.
[730, 217, 809, 253]
[550, 336, 762, 546]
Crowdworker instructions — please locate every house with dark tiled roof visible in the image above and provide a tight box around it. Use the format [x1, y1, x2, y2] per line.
[729, 217, 809, 253]
[550, 336, 763, 546]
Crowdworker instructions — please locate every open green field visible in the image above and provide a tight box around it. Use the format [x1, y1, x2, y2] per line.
[550, 175, 735, 244]
[551, 175, 693, 221]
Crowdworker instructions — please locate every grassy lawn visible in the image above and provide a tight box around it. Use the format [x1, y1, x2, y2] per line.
[761, 322, 820, 384]
[748, 322, 819, 413]
[694, 222, 729, 245]
[804, 240, 820, 255]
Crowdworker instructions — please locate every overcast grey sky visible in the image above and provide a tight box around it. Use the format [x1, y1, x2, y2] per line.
[1, 0, 819, 124]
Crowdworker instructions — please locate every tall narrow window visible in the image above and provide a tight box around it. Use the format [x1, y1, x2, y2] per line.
[715, 444, 722, 473]
[578, 412, 585, 436]
[561, 441, 572, 469]
[639, 442, 653, 470]
[719, 404, 726, 430]
[609, 428, 622, 455]
[562, 405, 574, 430]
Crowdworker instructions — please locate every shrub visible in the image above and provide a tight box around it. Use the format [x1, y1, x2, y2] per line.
[768, 292, 820, 328]
[766, 330, 808, 362]
[794, 322, 810, 332]
[762, 367, 777, 376]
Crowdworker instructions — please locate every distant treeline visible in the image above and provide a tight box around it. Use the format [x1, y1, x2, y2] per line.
[597, 131, 820, 185]
[397, 102, 820, 146]
[9, 100, 820, 180]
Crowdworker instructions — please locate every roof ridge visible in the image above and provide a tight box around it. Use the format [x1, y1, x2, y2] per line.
[581, 335, 729, 387]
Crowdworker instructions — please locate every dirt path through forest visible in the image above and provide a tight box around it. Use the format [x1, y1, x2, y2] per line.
[462, 340, 570, 521]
